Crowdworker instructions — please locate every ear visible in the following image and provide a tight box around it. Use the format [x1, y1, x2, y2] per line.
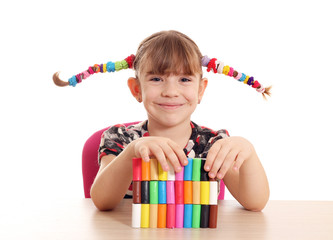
[127, 77, 142, 102]
[198, 78, 208, 104]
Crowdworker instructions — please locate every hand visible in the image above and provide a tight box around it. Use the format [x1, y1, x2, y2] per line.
[204, 136, 255, 179]
[131, 137, 188, 172]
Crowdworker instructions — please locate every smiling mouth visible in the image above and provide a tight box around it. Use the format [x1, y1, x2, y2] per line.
[157, 103, 184, 109]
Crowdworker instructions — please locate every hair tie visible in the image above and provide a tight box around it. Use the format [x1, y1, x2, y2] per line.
[53, 55, 136, 87]
[201, 55, 271, 99]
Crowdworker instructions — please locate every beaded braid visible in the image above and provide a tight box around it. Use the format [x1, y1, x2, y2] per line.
[53, 54, 270, 99]
[52, 55, 135, 87]
[202, 55, 271, 99]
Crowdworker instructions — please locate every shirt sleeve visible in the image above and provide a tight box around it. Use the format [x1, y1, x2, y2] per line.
[98, 124, 133, 165]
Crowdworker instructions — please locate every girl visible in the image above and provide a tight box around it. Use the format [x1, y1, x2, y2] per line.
[53, 30, 270, 212]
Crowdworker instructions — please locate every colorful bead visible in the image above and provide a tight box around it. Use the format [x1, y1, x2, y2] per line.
[88, 66, 94, 74]
[115, 61, 122, 71]
[125, 54, 135, 69]
[76, 74, 82, 83]
[228, 67, 234, 77]
[223, 65, 230, 75]
[107, 62, 115, 72]
[216, 61, 224, 74]
[247, 77, 254, 86]
[69, 75, 77, 87]
[82, 71, 90, 79]
[120, 59, 129, 70]
[93, 64, 100, 73]
[252, 80, 260, 88]
[244, 75, 249, 84]
[239, 73, 246, 82]
[201, 55, 211, 67]
[235, 72, 242, 80]
[207, 58, 217, 73]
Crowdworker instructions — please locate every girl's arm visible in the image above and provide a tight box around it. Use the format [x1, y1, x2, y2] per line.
[90, 142, 136, 211]
[205, 137, 269, 211]
[223, 149, 270, 211]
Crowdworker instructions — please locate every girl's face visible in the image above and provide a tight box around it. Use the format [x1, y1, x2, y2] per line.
[128, 71, 208, 128]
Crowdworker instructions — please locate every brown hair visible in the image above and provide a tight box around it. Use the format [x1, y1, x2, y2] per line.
[133, 30, 203, 78]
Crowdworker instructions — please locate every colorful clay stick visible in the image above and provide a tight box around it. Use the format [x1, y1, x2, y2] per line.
[175, 204, 184, 228]
[132, 203, 141, 228]
[175, 181, 184, 204]
[157, 204, 167, 228]
[192, 181, 201, 204]
[141, 204, 150, 228]
[192, 204, 201, 228]
[150, 181, 158, 204]
[141, 159, 150, 181]
[184, 204, 193, 228]
[166, 204, 176, 228]
[167, 181, 175, 204]
[133, 181, 141, 204]
[132, 158, 141, 181]
[200, 181, 210, 205]
[209, 181, 218, 205]
[184, 158, 193, 181]
[158, 181, 167, 204]
[141, 181, 149, 204]
[149, 204, 158, 228]
[175, 166, 184, 181]
[200, 205, 210, 228]
[150, 158, 159, 181]
[209, 181, 218, 228]
[158, 162, 168, 181]
[209, 205, 218, 228]
[167, 161, 175, 180]
[200, 159, 209, 181]
[192, 158, 201, 181]
[184, 181, 193, 204]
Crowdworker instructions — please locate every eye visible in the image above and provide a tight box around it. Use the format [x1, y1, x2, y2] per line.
[151, 77, 162, 82]
[180, 78, 191, 82]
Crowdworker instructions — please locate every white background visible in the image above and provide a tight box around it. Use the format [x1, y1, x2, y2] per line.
[1, 0, 332, 206]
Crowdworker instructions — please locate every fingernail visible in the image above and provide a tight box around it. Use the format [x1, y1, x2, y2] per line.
[176, 166, 182, 172]
[209, 172, 215, 178]
[233, 166, 238, 171]
[205, 165, 210, 171]
[217, 173, 223, 179]
[144, 156, 150, 162]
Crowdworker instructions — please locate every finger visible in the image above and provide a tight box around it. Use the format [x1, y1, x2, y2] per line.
[138, 145, 150, 162]
[168, 140, 188, 167]
[149, 145, 169, 171]
[216, 150, 238, 179]
[233, 151, 246, 171]
[205, 142, 221, 172]
[209, 147, 231, 179]
[160, 143, 182, 172]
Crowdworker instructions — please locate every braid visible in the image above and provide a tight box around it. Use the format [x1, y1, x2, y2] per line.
[202, 55, 271, 99]
[53, 54, 135, 87]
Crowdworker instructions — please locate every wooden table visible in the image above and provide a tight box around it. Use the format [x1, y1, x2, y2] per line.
[1, 199, 332, 239]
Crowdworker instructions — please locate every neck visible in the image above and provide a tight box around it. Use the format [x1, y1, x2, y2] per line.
[147, 119, 192, 148]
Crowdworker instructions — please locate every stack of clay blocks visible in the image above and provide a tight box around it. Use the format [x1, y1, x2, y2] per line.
[132, 157, 218, 228]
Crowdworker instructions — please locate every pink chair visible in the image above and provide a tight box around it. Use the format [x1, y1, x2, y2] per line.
[82, 122, 225, 199]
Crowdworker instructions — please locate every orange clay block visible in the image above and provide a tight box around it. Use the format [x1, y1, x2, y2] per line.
[157, 204, 167, 228]
[184, 181, 193, 204]
[150, 158, 159, 181]
[141, 159, 151, 181]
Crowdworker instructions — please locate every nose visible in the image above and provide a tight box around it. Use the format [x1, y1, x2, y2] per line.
[161, 81, 179, 98]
